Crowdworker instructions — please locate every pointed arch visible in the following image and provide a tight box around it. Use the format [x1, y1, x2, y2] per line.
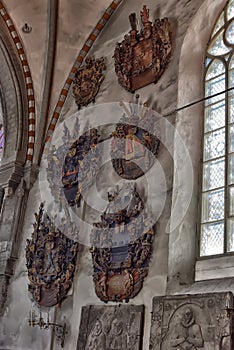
[0, 2, 36, 163]
[44, 0, 123, 150]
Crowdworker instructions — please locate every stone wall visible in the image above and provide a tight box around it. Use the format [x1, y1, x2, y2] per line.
[0, 0, 232, 349]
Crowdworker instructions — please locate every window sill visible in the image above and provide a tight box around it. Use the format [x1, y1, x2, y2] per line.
[195, 255, 234, 281]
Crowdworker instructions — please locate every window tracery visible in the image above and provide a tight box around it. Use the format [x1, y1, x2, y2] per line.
[200, 0, 234, 256]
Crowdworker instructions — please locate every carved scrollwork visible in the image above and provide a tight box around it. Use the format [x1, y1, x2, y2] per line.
[110, 98, 160, 180]
[25, 203, 78, 307]
[90, 183, 155, 302]
[72, 57, 106, 109]
[62, 128, 101, 207]
[113, 5, 172, 92]
[114, 5, 171, 92]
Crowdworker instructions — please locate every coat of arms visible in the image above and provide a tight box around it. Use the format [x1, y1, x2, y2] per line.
[62, 128, 101, 207]
[73, 57, 106, 109]
[111, 98, 160, 180]
[90, 183, 155, 302]
[113, 5, 172, 92]
[25, 203, 78, 307]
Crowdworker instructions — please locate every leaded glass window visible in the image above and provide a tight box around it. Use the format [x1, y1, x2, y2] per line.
[200, 0, 234, 256]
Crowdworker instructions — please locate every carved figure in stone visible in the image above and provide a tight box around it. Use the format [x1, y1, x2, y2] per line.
[85, 319, 106, 350]
[111, 98, 160, 180]
[62, 128, 102, 207]
[25, 203, 78, 307]
[150, 293, 233, 350]
[91, 183, 155, 302]
[113, 5, 172, 92]
[78, 305, 143, 350]
[170, 308, 203, 350]
[73, 57, 106, 109]
[108, 318, 127, 349]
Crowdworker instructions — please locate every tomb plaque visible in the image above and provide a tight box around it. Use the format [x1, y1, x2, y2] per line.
[77, 304, 144, 350]
[150, 292, 233, 350]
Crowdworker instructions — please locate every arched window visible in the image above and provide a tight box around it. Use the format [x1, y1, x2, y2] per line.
[200, 0, 234, 256]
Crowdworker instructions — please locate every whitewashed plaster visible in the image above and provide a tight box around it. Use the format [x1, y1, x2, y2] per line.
[48, 0, 113, 119]
[4, 0, 48, 117]
[3, 0, 112, 121]
[2, 1, 234, 350]
[168, 0, 227, 291]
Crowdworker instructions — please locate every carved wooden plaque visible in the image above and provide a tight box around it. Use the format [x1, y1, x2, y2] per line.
[73, 57, 106, 109]
[62, 128, 101, 207]
[111, 100, 160, 180]
[77, 304, 144, 350]
[113, 5, 171, 92]
[150, 292, 233, 350]
[91, 183, 155, 302]
[25, 203, 78, 307]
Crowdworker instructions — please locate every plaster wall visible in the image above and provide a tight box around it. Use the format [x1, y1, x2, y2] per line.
[1, 1, 233, 350]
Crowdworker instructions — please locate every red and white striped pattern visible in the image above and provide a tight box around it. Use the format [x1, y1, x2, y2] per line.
[0, 2, 36, 162]
[45, 0, 123, 147]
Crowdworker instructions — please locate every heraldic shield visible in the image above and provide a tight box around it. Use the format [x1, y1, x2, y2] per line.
[26, 203, 78, 307]
[113, 5, 172, 92]
[111, 98, 160, 180]
[62, 128, 101, 207]
[72, 56, 106, 110]
[90, 183, 155, 302]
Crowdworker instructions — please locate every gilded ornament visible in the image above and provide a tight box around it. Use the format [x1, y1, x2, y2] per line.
[113, 5, 172, 92]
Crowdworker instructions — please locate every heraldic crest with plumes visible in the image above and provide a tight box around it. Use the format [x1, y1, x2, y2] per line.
[113, 5, 172, 92]
[25, 203, 78, 307]
[73, 56, 106, 109]
[91, 183, 155, 302]
[111, 97, 160, 180]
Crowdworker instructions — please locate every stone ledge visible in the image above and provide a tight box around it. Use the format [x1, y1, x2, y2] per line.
[195, 256, 234, 281]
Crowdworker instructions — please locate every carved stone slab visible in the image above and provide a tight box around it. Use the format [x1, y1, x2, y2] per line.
[150, 292, 233, 350]
[77, 304, 144, 350]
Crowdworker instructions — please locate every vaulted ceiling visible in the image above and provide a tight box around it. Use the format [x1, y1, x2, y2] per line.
[3, 0, 113, 119]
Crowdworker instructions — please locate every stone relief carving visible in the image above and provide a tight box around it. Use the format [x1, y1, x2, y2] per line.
[111, 97, 160, 180]
[150, 293, 233, 350]
[113, 5, 172, 92]
[169, 307, 203, 349]
[25, 203, 78, 307]
[91, 183, 155, 302]
[72, 56, 106, 109]
[77, 304, 144, 350]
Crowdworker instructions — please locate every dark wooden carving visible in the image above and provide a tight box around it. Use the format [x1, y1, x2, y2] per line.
[73, 57, 106, 109]
[150, 292, 233, 350]
[91, 183, 155, 302]
[77, 304, 144, 350]
[111, 99, 160, 180]
[62, 128, 101, 207]
[25, 203, 78, 307]
[113, 5, 172, 92]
